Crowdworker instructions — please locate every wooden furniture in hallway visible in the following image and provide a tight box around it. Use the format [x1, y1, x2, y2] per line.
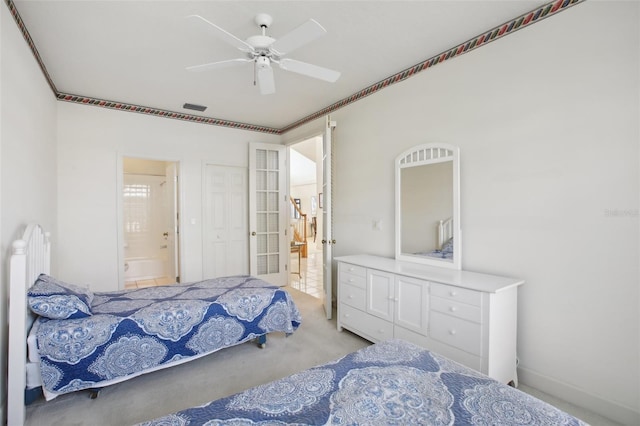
[290, 196, 307, 257]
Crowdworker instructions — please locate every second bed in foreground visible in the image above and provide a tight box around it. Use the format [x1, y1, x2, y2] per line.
[140, 338, 586, 425]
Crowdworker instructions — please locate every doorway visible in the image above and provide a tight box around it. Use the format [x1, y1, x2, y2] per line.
[122, 157, 180, 289]
[289, 136, 324, 298]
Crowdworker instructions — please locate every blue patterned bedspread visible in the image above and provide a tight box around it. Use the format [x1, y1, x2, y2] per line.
[141, 339, 586, 426]
[422, 249, 453, 259]
[32, 276, 301, 398]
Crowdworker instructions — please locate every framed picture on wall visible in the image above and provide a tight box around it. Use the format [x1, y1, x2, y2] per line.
[319, 193, 323, 209]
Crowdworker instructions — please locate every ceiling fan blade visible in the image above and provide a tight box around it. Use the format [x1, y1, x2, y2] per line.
[257, 66, 276, 95]
[186, 58, 252, 72]
[279, 58, 340, 83]
[269, 19, 326, 56]
[187, 15, 254, 53]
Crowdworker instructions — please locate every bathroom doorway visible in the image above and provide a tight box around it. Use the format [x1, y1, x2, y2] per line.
[122, 157, 180, 288]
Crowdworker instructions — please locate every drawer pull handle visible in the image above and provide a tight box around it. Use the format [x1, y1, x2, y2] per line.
[450, 291, 457, 297]
[449, 306, 458, 312]
[349, 278, 354, 282]
[348, 295, 353, 299]
[449, 329, 457, 335]
[344, 314, 350, 318]
[378, 329, 385, 333]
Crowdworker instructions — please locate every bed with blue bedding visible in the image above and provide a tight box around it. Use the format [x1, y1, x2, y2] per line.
[140, 339, 586, 426]
[28, 274, 301, 401]
[422, 237, 454, 259]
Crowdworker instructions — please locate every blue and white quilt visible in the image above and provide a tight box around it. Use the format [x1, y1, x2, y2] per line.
[31, 276, 301, 399]
[141, 339, 586, 426]
[422, 237, 454, 260]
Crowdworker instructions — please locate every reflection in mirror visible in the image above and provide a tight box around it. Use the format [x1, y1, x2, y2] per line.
[395, 144, 461, 269]
[401, 162, 452, 254]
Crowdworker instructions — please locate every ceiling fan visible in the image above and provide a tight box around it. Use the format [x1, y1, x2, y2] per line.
[186, 13, 341, 95]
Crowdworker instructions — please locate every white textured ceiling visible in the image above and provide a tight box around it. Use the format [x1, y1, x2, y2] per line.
[13, 0, 552, 131]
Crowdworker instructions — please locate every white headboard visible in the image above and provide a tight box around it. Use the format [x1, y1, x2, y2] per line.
[437, 217, 453, 250]
[7, 224, 50, 426]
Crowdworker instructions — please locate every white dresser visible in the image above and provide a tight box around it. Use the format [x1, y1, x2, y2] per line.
[336, 254, 524, 385]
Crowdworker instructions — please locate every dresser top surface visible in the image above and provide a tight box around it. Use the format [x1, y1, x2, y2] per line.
[335, 254, 524, 293]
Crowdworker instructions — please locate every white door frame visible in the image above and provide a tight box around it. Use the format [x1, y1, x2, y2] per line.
[283, 117, 335, 319]
[322, 117, 336, 319]
[165, 162, 180, 282]
[116, 154, 183, 289]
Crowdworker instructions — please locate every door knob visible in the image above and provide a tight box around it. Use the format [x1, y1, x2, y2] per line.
[322, 239, 326, 244]
[163, 232, 169, 237]
[251, 231, 257, 236]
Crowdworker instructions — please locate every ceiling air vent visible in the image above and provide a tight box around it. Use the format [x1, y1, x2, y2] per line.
[183, 103, 207, 112]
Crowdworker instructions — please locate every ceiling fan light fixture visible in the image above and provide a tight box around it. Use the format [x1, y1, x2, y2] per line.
[256, 56, 271, 69]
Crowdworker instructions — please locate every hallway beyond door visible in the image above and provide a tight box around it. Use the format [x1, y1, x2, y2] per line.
[290, 237, 323, 298]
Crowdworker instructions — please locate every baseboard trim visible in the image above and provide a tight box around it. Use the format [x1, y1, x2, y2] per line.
[518, 366, 639, 426]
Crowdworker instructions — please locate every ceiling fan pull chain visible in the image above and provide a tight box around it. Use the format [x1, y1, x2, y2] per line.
[253, 61, 257, 87]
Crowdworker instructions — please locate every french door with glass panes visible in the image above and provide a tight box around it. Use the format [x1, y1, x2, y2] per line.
[249, 143, 288, 286]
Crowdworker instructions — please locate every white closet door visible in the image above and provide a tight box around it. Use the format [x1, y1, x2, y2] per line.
[249, 143, 288, 286]
[204, 165, 247, 278]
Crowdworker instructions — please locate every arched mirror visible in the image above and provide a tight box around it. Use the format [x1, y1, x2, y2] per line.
[395, 143, 461, 269]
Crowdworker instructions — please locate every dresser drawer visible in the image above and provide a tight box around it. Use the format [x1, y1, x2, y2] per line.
[430, 296, 481, 323]
[430, 283, 481, 307]
[339, 263, 366, 278]
[339, 273, 366, 290]
[338, 263, 367, 289]
[339, 282, 366, 311]
[430, 311, 481, 356]
[339, 303, 393, 342]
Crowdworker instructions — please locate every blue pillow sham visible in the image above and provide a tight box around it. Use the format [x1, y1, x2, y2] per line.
[27, 274, 94, 319]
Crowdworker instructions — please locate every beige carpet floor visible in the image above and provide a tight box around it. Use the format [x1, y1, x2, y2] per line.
[24, 286, 619, 425]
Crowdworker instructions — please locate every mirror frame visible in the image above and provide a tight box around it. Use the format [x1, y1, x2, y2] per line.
[395, 143, 461, 270]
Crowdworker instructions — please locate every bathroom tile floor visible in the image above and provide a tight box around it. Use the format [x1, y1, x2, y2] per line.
[125, 276, 175, 289]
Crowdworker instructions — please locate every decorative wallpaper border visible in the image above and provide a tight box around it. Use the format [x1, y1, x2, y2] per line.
[280, 0, 585, 133]
[5, 0, 57, 94]
[56, 93, 282, 134]
[6, 0, 584, 135]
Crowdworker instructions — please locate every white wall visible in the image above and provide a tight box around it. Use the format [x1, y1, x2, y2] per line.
[284, 2, 639, 424]
[57, 102, 280, 292]
[0, 1, 58, 420]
